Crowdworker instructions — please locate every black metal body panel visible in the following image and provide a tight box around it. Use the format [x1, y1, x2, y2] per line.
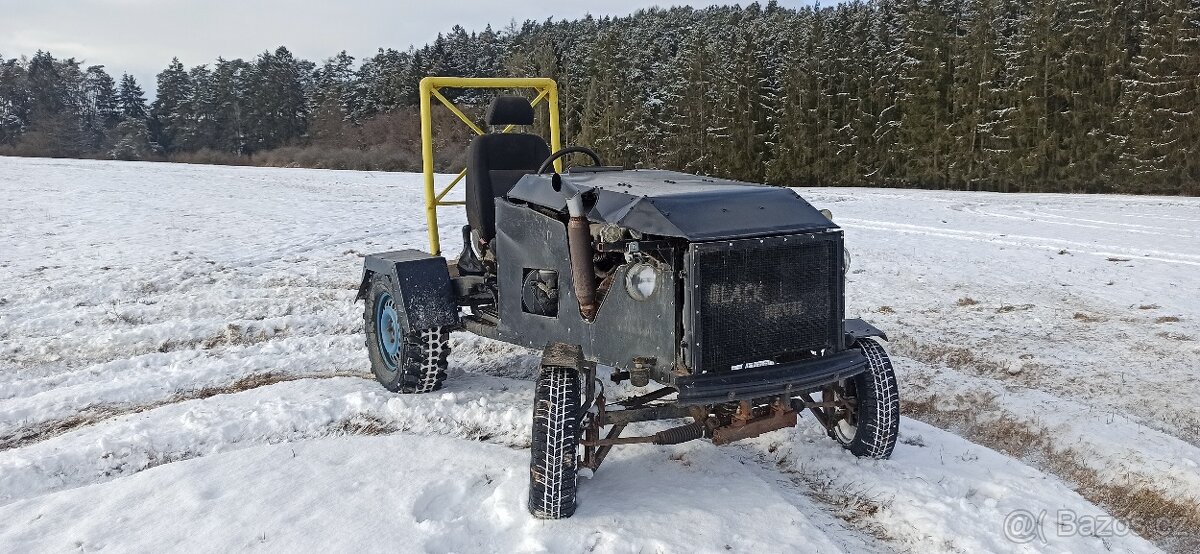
[493, 200, 677, 378]
[506, 170, 836, 241]
[357, 250, 458, 330]
[844, 318, 888, 347]
[675, 349, 868, 406]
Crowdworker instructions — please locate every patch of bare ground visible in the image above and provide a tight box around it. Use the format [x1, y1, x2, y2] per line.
[200, 323, 278, 350]
[104, 310, 147, 326]
[156, 322, 292, 353]
[877, 305, 896, 314]
[1155, 316, 1183, 324]
[995, 303, 1034, 313]
[903, 396, 1200, 553]
[0, 371, 369, 452]
[955, 297, 979, 307]
[184, 371, 364, 400]
[890, 336, 1014, 376]
[1073, 312, 1107, 323]
[332, 414, 400, 436]
[141, 450, 202, 471]
[1156, 331, 1195, 342]
[1137, 304, 1160, 310]
[0, 407, 124, 452]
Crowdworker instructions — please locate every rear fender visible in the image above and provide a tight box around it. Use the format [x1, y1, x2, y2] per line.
[356, 250, 458, 330]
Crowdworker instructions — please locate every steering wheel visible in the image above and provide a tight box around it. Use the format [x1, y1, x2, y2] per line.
[537, 146, 603, 175]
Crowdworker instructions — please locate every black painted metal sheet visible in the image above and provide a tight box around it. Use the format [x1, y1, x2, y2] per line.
[506, 169, 835, 240]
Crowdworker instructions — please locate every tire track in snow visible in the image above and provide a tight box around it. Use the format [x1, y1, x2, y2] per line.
[839, 218, 1200, 266]
[1040, 206, 1200, 224]
[227, 227, 405, 268]
[0, 371, 366, 452]
[1019, 208, 1200, 235]
[0, 332, 367, 441]
[705, 442, 898, 553]
[957, 203, 1199, 239]
[0, 373, 533, 508]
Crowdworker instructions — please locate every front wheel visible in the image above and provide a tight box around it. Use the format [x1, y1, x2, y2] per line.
[827, 338, 900, 459]
[528, 367, 581, 519]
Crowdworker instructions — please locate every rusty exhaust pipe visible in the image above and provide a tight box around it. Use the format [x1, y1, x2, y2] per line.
[564, 189, 598, 319]
[553, 175, 599, 320]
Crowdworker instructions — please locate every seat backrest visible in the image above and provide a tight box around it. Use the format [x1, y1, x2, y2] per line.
[466, 96, 551, 244]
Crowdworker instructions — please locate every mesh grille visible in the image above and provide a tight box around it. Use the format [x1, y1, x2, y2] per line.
[693, 234, 841, 373]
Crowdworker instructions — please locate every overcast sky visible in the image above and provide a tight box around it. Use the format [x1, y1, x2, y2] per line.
[1, 0, 820, 91]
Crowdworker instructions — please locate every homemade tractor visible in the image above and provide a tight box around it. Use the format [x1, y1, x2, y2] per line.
[356, 77, 899, 519]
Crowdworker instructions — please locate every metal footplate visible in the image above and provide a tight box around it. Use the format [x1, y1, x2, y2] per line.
[675, 349, 869, 406]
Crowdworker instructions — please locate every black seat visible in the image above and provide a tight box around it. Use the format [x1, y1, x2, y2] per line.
[466, 96, 551, 246]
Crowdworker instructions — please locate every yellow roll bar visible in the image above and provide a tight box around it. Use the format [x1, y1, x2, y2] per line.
[419, 76, 563, 255]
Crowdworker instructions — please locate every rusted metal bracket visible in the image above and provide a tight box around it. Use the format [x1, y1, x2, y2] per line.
[579, 384, 699, 470]
[802, 392, 831, 429]
[630, 357, 654, 387]
[585, 422, 625, 470]
[712, 398, 797, 446]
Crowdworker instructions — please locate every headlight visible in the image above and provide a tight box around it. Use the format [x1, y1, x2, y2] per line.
[624, 262, 658, 301]
[819, 209, 834, 221]
[843, 249, 852, 273]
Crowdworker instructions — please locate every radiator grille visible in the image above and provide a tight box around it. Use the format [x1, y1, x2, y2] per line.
[691, 233, 842, 373]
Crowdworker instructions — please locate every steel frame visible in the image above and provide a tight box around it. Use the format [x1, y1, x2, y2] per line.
[417, 76, 563, 255]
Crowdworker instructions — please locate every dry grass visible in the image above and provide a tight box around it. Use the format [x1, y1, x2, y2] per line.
[200, 323, 276, 350]
[1073, 312, 1107, 323]
[1138, 304, 1161, 310]
[995, 303, 1034, 313]
[903, 396, 1200, 553]
[877, 305, 896, 314]
[956, 297, 980, 307]
[1157, 331, 1195, 342]
[332, 414, 399, 436]
[890, 337, 1013, 376]
[153, 323, 297, 354]
[1155, 316, 1183, 324]
[0, 406, 123, 451]
[105, 310, 146, 325]
[186, 372, 302, 400]
[775, 460, 895, 541]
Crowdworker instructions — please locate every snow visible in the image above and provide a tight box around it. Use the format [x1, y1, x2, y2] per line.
[2, 156, 1195, 553]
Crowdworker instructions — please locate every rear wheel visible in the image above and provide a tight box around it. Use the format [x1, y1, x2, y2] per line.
[528, 367, 581, 519]
[826, 338, 899, 459]
[363, 274, 450, 393]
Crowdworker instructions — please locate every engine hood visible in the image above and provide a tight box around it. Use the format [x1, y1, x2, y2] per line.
[505, 169, 836, 241]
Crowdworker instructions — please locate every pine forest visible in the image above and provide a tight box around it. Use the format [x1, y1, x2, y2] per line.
[1, 0, 1198, 194]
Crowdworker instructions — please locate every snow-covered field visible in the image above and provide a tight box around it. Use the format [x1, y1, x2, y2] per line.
[1, 157, 1196, 553]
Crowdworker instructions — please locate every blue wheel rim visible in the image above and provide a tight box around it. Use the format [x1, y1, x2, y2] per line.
[375, 292, 402, 371]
